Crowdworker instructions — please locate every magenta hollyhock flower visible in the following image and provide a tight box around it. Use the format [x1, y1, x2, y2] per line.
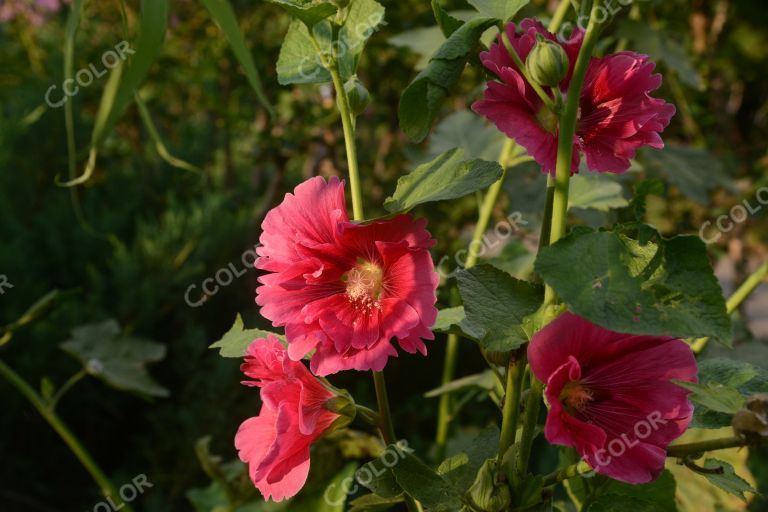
[528, 313, 697, 484]
[472, 20, 676, 175]
[235, 336, 342, 501]
[255, 176, 439, 376]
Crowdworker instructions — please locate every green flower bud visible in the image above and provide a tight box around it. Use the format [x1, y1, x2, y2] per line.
[525, 35, 569, 88]
[344, 76, 371, 116]
[465, 459, 511, 512]
[325, 390, 357, 431]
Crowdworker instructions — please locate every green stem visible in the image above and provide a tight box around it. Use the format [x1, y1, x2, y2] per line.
[328, 63, 364, 220]
[435, 332, 459, 461]
[549, 0, 572, 33]
[542, 460, 592, 486]
[372, 371, 397, 445]
[498, 353, 526, 462]
[667, 435, 757, 458]
[50, 368, 88, 409]
[692, 260, 768, 353]
[354, 404, 382, 427]
[0, 359, 133, 511]
[519, 1, 604, 480]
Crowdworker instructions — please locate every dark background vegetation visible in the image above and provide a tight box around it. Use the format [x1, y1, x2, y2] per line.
[0, 0, 766, 510]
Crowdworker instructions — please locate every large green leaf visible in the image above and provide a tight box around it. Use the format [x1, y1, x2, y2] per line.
[591, 471, 677, 512]
[427, 110, 506, 161]
[466, 0, 529, 21]
[569, 174, 629, 212]
[674, 381, 745, 415]
[456, 265, 543, 351]
[60, 320, 169, 397]
[209, 314, 285, 358]
[266, 0, 337, 27]
[383, 148, 503, 213]
[201, 0, 274, 114]
[390, 453, 463, 511]
[276, 20, 333, 84]
[535, 229, 732, 344]
[348, 494, 403, 512]
[399, 17, 497, 142]
[336, 0, 386, 79]
[698, 459, 756, 502]
[687, 358, 768, 428]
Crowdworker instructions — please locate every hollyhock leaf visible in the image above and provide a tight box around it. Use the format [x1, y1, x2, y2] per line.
[667, 428, 757, 510]
[60, 320, 169, 398]
[390, 453, 463, 510]
[456, 265, 543, 352]
[673, 380, 745, 415]
[209, 313, 286, 358]
[277, 20, 332, 84]
[688, 358, 768, 428]
[336, 0, 385, 80]
[428, 111, 506, 162]
[266, 0, 337, 27]
[349, 493, 404, 512]
[617, 20, 703, 90]
[433, 306, 467, 332]
[698, 459, 756, 501]
[640, 145, 734, 205]
[389, 26, 447, 70]
[438, 425, 500, 492]
[467, 0, 529, 22]
[384, 148, 503, 213]
[399, 17, 497, 142]
[535, 229, 732, 344]
[424, 370, 496, 398]
[431, 0, 463, 38]
[568, 174, 629, 212]
[596, 470, 677, 512]
[357, 459, 402, 499]
[316, 462, 359, 511]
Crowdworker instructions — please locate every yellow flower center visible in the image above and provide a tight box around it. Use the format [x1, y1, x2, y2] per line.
[559, 381, 593, 413]
[344, 261, 384, 310]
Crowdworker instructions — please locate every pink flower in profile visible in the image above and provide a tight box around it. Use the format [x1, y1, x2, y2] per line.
[256, 176, 439, 376]
[235, 335, 343, 502]
[473, 19, 675, 175]
[528, 313, 697, 484]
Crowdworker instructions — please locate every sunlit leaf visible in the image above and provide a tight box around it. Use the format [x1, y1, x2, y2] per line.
[209, 313, 285, 358]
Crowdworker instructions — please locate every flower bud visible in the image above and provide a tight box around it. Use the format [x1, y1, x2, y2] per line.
[344, 76, 371, 116]
[464, 459, 511, 512]
[325, 390, 357, 431]
[525, 35, 569, 88]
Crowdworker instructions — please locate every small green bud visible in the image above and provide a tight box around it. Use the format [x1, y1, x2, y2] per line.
[465, 459, 511, 512]
[344, 76, 371, 116]
[325, 390, 357, 431]
[525, 35, 569, 88]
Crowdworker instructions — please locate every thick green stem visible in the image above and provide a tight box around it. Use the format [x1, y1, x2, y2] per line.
[328, 64, 364, 220]
[692, 260, 768, 353]
[372, 371, 397, 445]
[498, 354, 526, 462]
[435, 332, 459, 461]
[666, 435, 757, 458]
[519, 2, 604, 480]
[0, 359, 133, 511]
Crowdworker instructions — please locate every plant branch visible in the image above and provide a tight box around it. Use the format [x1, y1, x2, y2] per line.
[0, 359, 133, 511]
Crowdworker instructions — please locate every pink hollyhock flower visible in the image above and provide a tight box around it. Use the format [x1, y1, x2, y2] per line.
[472, 20, 675, 174]
[255, 176, 439, 376]
[235, 335, 346, 502]
[528, 312, 697, 484]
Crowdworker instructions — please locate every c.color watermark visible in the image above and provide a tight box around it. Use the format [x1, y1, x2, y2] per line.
[437, 212, 528, 279]
[184, 245, 260, 308]
[0, 275, 13, 295]
[556, 0, 642, 42]
[296, 12, 386, 81]
[45, 41, 134, 108]
[699, 186, 768, 244]
[323, 440, 414, 506]
[86, 474, 152, 512]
